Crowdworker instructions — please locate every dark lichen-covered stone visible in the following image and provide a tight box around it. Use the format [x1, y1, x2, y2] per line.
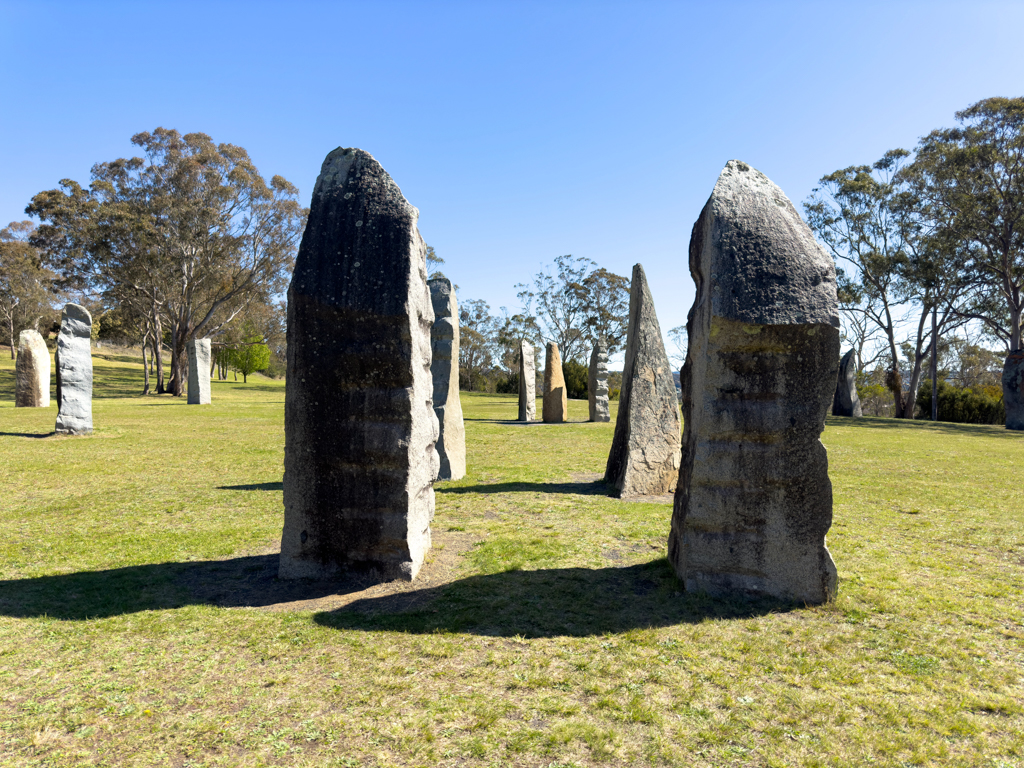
[54, 303, 93, 435]
[428, 277, 466, 480]
[280, 147, 439, 582]
[668, 160, 840, 604]
[604, 264, 681, 496]
[518, 341, 536, 421]
[542, 342, 567, 423]
[832, 349, 862, 417]
[1002, 349, 1024, 430]
[588, 342, 610, 422]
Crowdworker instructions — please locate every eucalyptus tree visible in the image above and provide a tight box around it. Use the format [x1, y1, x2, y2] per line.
[0, 221, 57, 358]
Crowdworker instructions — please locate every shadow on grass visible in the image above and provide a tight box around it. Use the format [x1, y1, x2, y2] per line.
[217, 481, 283, 491]
[464, 418, 596, 425]
[0, 431, 54, 439]
[439, 480, 607, 496]
[826, 415, 1020, 438]
[0, 555, 795, 636]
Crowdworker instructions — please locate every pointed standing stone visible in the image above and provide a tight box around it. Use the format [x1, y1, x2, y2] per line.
[54, 303, 93, 435]
[832, 349, 862, 417]
[518, 341, 536, 421]
[187, 338, 212, 405]
[15, 330, 50, 408]
[588, 342, 610, 422]
[542, 342, 567, 423]
[428, 277, 466, 480]
[280, 147, 440, 581]
[668, 160, 840, 604]
[604, 264, 681, 497]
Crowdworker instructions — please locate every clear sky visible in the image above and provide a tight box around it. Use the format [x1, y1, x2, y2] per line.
[2, 1, 1022, 361]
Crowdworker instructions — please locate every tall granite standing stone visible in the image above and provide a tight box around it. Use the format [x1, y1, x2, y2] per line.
[280, 147, 440, 581]
[15, 330, 50, 408]
[428, 277, 466, 480]
[588, 342, 610, 422]
[668, 160, 840, 604]
[187, 338, 212, 405]
[604, 264, 681, 496]
[832, 349, 862, 417]
[54, 303, 93, 435]
[542, 342, 567, 423]
[1001, 349, 1024, 430]
[518, 341, 536, 421]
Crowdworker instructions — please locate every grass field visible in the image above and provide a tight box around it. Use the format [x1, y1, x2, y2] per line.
[1, 350, 1022, 767]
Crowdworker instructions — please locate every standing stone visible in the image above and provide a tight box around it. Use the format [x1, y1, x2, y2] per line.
[517, 341, 536, 421]
[542, 342, 567, 423]
[588, 342, 610, 422]
[668, 160, 840, 604]
[187, 338, 212, 405]
[15, 330, 50, 408]
[604, 264, 681, 496]
[428, 277, 466, 480]
[1001, 349, 1024, 430]
[54, 303, 93, 435]
[832, 349, 862, 417]
[280, 147, 440, 581]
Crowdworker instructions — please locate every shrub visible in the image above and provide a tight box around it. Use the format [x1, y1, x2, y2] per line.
[562, 359, 588, 400]
[495, 372, 518, 394]
[916, 381, 1005, 424]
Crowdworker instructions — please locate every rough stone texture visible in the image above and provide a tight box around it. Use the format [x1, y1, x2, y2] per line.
[542, 342, 567, 423]
[187, 338, 212, 405]
[604, 264, 681, 496]
[517, 341, 536, 421]
[668, 160, 840, 604]
[280, 147, 440, 582]
[428, 277, 466, 480]
[832, 349, 862, 417]
[15, 330, 50, 408]
[1002, 349, 1024, 430]
[588, 343, 610, 422]
[54, 303, 93, 435]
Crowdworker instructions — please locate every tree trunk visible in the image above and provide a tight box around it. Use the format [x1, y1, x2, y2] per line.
[153, 310, 165, 394]
[8, 315, 14, 360]
[142, 339, 151, 396]
[243, 372, 247, 383]
[931, 307, 938, 421]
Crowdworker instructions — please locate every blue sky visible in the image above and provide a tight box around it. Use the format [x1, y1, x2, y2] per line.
[2, 1, 1023, 360]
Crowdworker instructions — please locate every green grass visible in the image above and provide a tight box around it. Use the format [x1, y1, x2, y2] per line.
[1, 351, 1023, 767]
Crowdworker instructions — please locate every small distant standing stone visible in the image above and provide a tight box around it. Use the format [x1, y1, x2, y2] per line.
[429, 277, 466, 480]
[518, 341, 536, 422]
[668, 160, 840, 604]
[54, 303, 93, 435]
[1002, 349, 1024, 430]
[588, 342, 610, 422]
[280, 147, 439, 582]
[604, 264, 681, 497]
[15, 330, 50, 408]
[187, 338, 212, 405]
[832, 349, 862, 417]
[542, 342, 567, 423]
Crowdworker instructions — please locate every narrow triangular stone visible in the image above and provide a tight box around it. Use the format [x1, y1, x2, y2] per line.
[54, 304, 93, 435]
[281, 147, 440, 581]
[518, 341, 536, 421]
[668, 160, 840, 604]
[15, 330, 49, 408]
[588, 342, 610, 422]
[832, 349, 862, 417]
[604, 264, 680, 496]
[428, 277, 466, 480]
[542, 342, 567, 423]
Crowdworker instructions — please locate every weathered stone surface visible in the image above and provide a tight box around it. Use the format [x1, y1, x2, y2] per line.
[832, 349, 862, 417]
[604, 264, 680, 496]
[588, 342, 610, 422]
[668, 160, 840, 604]
[518, 341, 536, 421]
[187, 338, 212, 405]
[542, 342, 567, 423]
[15, 330, 50, 408]
[280, 147, 440, 582]
[428, 277, 466, 480]
[54, 303, 93, 435]
[1002, 349, 1024, 430]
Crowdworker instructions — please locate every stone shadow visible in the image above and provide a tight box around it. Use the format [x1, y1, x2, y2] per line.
[0, 431, 55, 439]
[438, 479, 607, 496]
[217, 481, 283, 492]
[825, 415, 1022, 438]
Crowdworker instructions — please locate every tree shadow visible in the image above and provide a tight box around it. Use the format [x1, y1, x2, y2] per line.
[0, 555, 797, 636]
[217, 481, 283, 492]
[439, 480, 607, 495]
[826, 415, 1022, 438]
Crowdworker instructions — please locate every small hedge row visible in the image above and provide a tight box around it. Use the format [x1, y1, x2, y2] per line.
[915, 381, 1005, 424]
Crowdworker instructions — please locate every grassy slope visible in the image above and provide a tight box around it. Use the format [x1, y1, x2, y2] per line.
[0, 352, 1022, 767]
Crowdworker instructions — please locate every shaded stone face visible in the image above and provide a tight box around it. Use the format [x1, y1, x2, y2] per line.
[832, 349, 862, 417]
[54, 303, 93, 435]
[604, 264, 681, 496]
[542, 342, 567, 423]
[1002, 349, 1024, 430]
[280, 147, 440, 582]
[187, 338, 212, 405]
[428, 277, 466, 480]
[588, 343, 610, 422]
[15, 330, 50, 408]
[518, 341, 536, 421]
[668, 160, 840, 605]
